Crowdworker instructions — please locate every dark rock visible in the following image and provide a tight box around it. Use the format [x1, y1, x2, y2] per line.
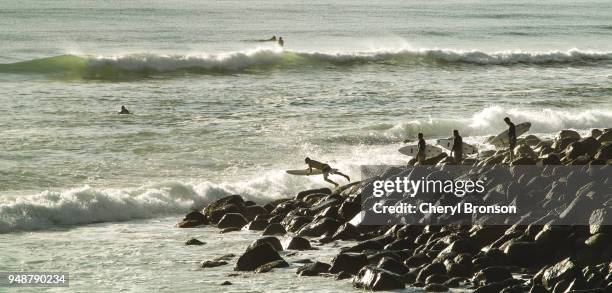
[342, 239, 384, 253]
[589, 209, 612, 235]
[284, 236, 315, 250]
[243, 219, 268, 231]
[298, 217, 341, 237]
[377, 257, 409, 275]
[352, 266, 405, 291]
[542, 258, 580, 291]
[595, 144, 612, 161]
[417, 263, 446, 283]
[204, 195, 244, 218]
[296, 261, 331, 276]
[504, 241, 547, 267]
[425, 283, 449, 292]
[262, 223, 287, 235]
[248, 237, 283, 252]
[201, 260, 228, 268]
[338, 200, 361, 221]
[244, 205, 268, 220]
[426, 274, 449, 284]
[336, 271, 352, 280]
[329, 253, 368, 275]
[217, 213, 248, 229]
[332, 223, 361, 241]
[286, 216, 313, 232]
[178, 211, 209, 227]
[404, 253, 431, 268]
[473, 266, 512, 285]
[296, 188, 332, 201]
[220, 281, 232, 286]
[185, 238, 205, 245]
[235, 243, 285, 271]
[445, 262, 470, 277]
[255, 259, 289, 273]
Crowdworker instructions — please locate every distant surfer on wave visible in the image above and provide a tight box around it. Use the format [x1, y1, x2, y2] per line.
[268, 35, 277, 41]
[304, 157, 349, 187]
[504, 117, 516, 161]
[278, 37, 284, 47]
[119, 105, 131, 114]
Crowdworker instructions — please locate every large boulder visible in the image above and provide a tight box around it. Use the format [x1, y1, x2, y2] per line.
[243, 219, 268, 231]
[298, 217, 341, 237]
[178, 211, 208, 228]
[217, 213, 248, 229]
[377, 257, 410, 275]
[283, 236, 315, 250]
[332, 223, 361, 241]
[329, 253, 368, 275]
[542, 258, 580, 291]
[262, 223, 287, 236]
[235, 243, 285, 271]
[595, 144, 612, 161]
[596, 130, 612, 143]
[556, 130, 581, 141]
[352, 266, 405, 291]
[248, 237, 283, 252]
[566, 137, 601, 160]
[204, 195, 245, 219]
[254, 259, 289, 273]
[503, 241, 547, 268]
[473, 266, 512, 285]
[296, 188, 332, 201]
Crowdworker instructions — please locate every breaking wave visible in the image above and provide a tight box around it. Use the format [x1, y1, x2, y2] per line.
[1, 48, 611, 79]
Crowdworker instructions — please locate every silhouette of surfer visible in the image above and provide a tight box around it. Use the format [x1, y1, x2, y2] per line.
[268, 35, 277, 41]
[304, 157, 349, 187]
[278, 37, 284, 47]
[417, 133, 426, 164]
[451, 130, 463, 163]
[504, 117, 516, 161]
[119, 105, 131, 114]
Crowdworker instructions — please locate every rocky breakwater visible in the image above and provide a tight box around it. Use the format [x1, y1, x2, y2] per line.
[177, 128, 612, 292]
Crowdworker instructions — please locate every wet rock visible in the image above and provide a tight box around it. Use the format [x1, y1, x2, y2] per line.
[542, 258, 580, 291]
[185, 238, 205, 245]
[417, 262, 446, 283]
[248, 237, 283, 252]
[424, 283, 449, 292]
[243, 219, 268, 231]
[595, 144, 612, 161]
[557, 130, 581, 141]
[217, 213, 248, 229]
[566, 137, 601, 160]
[473, 266, 512, 285]
[296, 187, 332, 201]
[329, 253, 368, 275]
[178, 211, 208, 227]
[377, 257, 409, 275]
[235, 243, 285, 271]
[553, 137, 580, 152]
[262, 223, 286, 235]
[286, 216, 313, 232]
[255, 259, 289, 273]
[338, 200, 361, 221]
[298, 217, 341, 237]
[426, 274, 449, 284]
[332, 223, 361, 241]
[404, 253, 431, 268]
[445, 262, 470, 277]
[503, 241, 547, 267]
[201, 260, 228, 268]
[341, 239, 384, 253]
[596, 130, 612, 143]
[204, 195, 244, 218]
[444, 277, 463, 288]
[220, 281, 232, 286]
[352, 266, 405, 291]
[244, 205, 268, 220]
[283, 236, 315, 250]
[296, 261, 331, 276]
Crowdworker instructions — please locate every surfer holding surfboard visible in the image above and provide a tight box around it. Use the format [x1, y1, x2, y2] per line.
[451, 130, 463, 163]
[504, 117, 517, 160]
[300, 157, 350, 187]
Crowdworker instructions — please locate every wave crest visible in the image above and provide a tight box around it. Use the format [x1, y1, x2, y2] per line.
[1, 48, 611, 79]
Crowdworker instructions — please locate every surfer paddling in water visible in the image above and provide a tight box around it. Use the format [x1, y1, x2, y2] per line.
[304, 157, 350, 187]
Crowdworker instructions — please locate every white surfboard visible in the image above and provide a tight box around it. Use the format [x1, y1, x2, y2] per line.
[489, 122, 531, 147]
[435, 138, 478, 155]
[398, 144, 443, 158]
[286, 169, 337, 176]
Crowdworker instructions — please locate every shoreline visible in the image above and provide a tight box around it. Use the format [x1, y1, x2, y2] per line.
[177, 128, 612, 292]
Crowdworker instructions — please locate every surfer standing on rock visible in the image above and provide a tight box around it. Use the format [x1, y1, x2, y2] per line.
[416, 133, 426, 165]
[504, 117, 517, 161]
[304, 157, 350, 187]
[451, 130, 463, 163]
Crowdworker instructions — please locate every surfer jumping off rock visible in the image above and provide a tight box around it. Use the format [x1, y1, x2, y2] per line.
[304, 157, 349, 187]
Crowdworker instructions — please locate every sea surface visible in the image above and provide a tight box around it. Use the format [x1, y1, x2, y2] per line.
[1, 0, 612, 291]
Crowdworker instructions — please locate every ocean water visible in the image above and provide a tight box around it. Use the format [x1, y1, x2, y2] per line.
[1, 0, 612, 291]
